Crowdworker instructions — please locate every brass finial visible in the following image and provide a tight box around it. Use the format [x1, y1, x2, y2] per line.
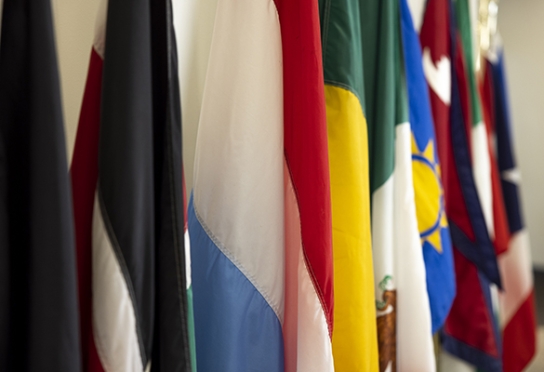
[477, 0, 499, 73]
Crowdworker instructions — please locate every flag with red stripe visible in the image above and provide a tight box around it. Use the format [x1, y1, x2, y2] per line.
[487, 39, 537, 372]
[278, 0, 335, 368]
[71, 0, 192, 370]
[420, 0, 503, 370]
[187, 0, 334, 368]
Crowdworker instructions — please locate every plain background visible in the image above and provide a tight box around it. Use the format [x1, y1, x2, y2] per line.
[51, 0, 544, 267]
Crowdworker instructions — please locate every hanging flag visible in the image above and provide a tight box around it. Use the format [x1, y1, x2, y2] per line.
[172, 6, 217, 365]
[455, 0, 495, 241]
[427, 1, 502, 370]
[400, 0, 456, 334]
[486, 39, 536, 372]
[182, 175, 197, 372]
[421, 0, 501, 289]
[480, 65, 510, 260]
[187, 1, 285, 368]
[0, 0, 81, 370]
[361, 0, 435, 370]
[188, 0, 334, 369]
[278, 0, 335, 367]
[318, 0, 379, 370]
[419, 0, 453, 204]
[70, 0, 192, 370]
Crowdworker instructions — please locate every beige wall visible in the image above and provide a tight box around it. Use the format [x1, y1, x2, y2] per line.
[52, 0, 102, 160]
[498, 0, 544, 268]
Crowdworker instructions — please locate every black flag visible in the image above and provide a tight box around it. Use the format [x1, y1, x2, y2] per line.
[0, 0, 82, 371]
[70, 0, 192, 370]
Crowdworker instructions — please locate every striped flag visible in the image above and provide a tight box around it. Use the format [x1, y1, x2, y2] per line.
[70, 0, 192, 370]
[480, 59, 511, 263]
[0, 0, 82, 369]
[419, 0, 454, 208]
[278, 0, 334, 367]
[454, 0, 495, 243]
[172, 2, 217, 368]
[434, 1, 502, 369]
[361, 0, 435, 370]
[187, 0, 334, 369]
[181, 176, 197, 372]
[400, 0, 456, 334]
[318, 0, 379, 370]
[421, 0, 502, 291]
[486, 40, 537, 372]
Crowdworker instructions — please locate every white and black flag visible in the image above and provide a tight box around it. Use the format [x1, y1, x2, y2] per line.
[70, 0, 192, 371]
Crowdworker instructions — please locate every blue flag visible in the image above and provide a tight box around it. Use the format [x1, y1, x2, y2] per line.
[399, 0, 456, 333]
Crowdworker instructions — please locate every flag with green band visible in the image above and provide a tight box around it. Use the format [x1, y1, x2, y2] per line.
[361, 0, 435, 370]
[319, 0, 378, 369]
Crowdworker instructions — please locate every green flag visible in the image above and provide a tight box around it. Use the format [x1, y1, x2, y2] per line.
[361, 0, 435, 370]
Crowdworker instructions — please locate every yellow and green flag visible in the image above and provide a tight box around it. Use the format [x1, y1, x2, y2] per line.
[319, 0, 379, 370]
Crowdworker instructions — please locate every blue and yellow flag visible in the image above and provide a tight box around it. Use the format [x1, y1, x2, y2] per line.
[399, 0, 456, 333]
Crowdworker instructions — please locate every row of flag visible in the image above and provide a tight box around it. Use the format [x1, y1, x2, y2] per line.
[0, 0, 536, 371]
[1, 0, 193, 370]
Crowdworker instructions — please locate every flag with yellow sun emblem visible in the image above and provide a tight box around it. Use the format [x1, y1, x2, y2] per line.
[412, 139, 449, 255]
[400, 0, 456, 334]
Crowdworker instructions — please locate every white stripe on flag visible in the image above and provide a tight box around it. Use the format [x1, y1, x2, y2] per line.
[471, 123, 495, 238]
[192, 0, 285, 321]
[184, 230, 192, 290]
[372, 123, 435, 372]
[371, 177, 395, 297]
[172, 0, 218, 192]
[499, 229, 533, 326]
[394, 123, 435, 372]
[283, 163, 334, 372]
[92, 194, 143, 372]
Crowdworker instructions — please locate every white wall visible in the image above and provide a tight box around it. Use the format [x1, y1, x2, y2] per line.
[498, 0, 544, 268]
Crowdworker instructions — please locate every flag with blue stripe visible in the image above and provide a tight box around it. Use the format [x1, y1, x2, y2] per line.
[400, 0, 456, 333]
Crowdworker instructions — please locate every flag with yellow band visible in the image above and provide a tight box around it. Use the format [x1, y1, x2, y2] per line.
[319, 0, 379, 370]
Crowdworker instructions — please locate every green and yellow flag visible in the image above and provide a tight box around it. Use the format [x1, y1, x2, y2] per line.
[319, 0, 379, 370]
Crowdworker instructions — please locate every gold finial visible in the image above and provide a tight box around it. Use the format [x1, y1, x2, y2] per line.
[489, 0, 499, 41]
[477, 0, 499, 73]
